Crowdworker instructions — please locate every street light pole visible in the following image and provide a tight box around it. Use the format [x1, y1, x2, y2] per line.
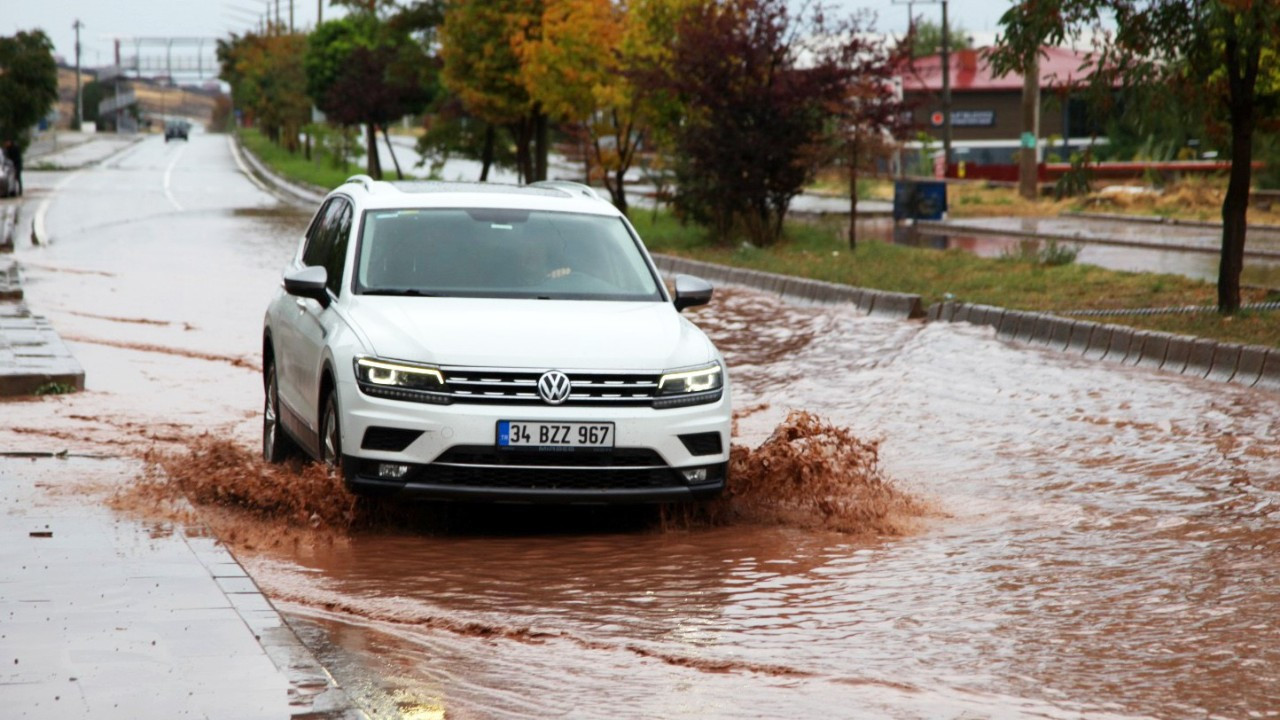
[73, 20, 84, 130]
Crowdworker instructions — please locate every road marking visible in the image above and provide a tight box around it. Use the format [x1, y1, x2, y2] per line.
[227, 135, 269, 192]
[33, 170, 86, 245]
[163, 143, 188, 211]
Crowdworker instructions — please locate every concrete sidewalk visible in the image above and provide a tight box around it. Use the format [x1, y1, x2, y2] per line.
[0, 456, 362, 719]
[1, 133, 365, 719]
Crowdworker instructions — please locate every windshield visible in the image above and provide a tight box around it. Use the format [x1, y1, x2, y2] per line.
[353, 208, 664, 301]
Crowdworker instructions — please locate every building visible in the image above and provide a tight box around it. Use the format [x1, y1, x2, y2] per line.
[901, 46, 1105, 171]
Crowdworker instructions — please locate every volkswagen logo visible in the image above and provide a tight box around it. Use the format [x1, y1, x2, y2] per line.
[537, 370, 572, 405]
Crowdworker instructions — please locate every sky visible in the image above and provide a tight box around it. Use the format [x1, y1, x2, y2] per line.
[4, 1, 1015, 73]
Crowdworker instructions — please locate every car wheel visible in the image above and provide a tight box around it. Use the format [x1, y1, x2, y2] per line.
[320, 388, 343, 470]
[263, 358, 298, 463]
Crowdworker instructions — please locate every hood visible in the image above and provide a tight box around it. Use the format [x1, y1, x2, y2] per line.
[346, 297, 716, 371]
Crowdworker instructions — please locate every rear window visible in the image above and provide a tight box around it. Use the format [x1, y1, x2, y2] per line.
[353, 208, 664, 301]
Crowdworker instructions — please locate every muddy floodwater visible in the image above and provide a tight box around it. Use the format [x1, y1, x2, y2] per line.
[9, 136, 1280, 719]
[240, 288, 1280, 719]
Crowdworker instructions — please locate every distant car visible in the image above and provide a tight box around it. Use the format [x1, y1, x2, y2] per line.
[261, 177, 732, 503]
[0, 155, 16, 197]
[164, 121, 189, 142]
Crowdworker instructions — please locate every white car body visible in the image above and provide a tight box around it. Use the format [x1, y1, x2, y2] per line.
[263, 178, 731, 503]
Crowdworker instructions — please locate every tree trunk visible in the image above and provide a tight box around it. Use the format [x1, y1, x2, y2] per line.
[513, 120, 532, 184]
[1218, 15, 1260, 314]
[534, 107, 548, 182]
[381, 125, 404, 180]
[365, 123, 382, 180]
[848, 134, 859, 250]
[479, 124, 494, 182]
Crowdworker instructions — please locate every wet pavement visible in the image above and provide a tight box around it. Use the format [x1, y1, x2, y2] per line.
[3, 132, 1279, 719]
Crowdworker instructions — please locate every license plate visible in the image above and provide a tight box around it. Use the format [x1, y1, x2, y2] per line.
[497, 421, 614, 449]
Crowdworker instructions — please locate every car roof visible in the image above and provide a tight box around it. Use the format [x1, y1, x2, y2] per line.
[332, 178, 622, 216]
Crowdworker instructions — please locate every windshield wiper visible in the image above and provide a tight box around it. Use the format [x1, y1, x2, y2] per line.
[361, 289, 437, 297]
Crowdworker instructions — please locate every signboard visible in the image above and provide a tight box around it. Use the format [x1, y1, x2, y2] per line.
[930, 110, 997, 127]
[893, 180, 948, 221]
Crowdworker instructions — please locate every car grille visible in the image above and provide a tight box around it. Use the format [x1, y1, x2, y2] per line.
[443, 367, 660, 406]
[418, 445, 679, 490]
[435, 446, 665, 467]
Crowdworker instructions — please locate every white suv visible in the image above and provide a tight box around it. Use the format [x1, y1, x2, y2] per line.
[262, 177, 731, 503]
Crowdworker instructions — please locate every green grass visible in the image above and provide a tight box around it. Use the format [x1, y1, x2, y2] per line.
[237, 128, 354, 192]
[632, 213, 1280, 349]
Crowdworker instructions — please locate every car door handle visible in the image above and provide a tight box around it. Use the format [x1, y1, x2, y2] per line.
[295, 298, 308, 310]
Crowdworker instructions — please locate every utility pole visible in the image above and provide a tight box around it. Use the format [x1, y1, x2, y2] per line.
[894, 0, 951, 173]
[1019, 50, 1041, 200]
[73, 20, 84, 130]
[318, 0, 323, 25]
[290, 0, 295, 33]
[940, 0, 952, 170]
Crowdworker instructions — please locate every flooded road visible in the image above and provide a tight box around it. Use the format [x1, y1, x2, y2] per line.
[8, 135, 1280, 719]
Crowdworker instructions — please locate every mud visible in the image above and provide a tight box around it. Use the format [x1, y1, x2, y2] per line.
[62, 335, 261, 371]
[669, 411, 933, 535]
[117, 409, 924, 544]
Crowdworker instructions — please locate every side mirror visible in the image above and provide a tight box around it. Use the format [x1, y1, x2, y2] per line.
[673, 274, 713, 312]
[283, 266, 330, 308]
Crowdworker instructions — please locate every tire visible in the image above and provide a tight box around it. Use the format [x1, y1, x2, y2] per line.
[320, 388, 343, 470]
[263, 358, 299, 463]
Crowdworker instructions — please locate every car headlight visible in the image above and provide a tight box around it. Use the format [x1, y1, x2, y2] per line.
[354, 357, 452, 404]
[654, 363, 723, 408]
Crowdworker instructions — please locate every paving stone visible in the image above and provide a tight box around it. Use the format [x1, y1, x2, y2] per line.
[1048, 318, 1076, 350]
[1136, 332, 1173, 370]
[1162, 335, 1196, 373]
[1121, 331, 1153, 365]
[1205, 344, 1241, 383]
[1102, 327, 1134, 362]
[1231, 345, 1269, 387]
[1256, 350, 1280, 392]
[1083, 325, 1113, 360]
[1182, 338, 1217, 378]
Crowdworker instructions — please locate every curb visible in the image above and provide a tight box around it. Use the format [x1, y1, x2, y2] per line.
[927, 300, 1280, 390]
[651, 254, 926, 320]
[230, 134, 328, 207]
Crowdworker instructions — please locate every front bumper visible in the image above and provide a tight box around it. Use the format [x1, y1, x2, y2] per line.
[336, 377, 731, 504]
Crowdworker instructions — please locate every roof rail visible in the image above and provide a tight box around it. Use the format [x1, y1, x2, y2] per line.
[529, 180, 604, 202]
[344, 174, 375, 192]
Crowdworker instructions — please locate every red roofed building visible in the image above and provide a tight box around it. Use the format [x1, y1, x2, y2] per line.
[901, 46, 1106, 167]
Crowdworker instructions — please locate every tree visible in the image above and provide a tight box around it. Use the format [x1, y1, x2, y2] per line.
[0, 30, 58, 146]
[841, 31, 914, 249]
[635, 0, 899, 246]
[908, 18, 973, 58]
[991, 0, 1280, 314]
[219, 32, 312, 151]
[517, 0, 651, 213]
[439, 0, 549, 183]
[305, 12, 436, 179]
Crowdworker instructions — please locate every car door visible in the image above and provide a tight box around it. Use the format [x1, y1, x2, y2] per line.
[292, 197, 353, 439]
[276, 198, 342, 440]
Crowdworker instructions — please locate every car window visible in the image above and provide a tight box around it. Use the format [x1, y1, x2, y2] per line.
[354, 208, 663, 302]
[326, 202, 352, 296]
[301, 199, 340, 268]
